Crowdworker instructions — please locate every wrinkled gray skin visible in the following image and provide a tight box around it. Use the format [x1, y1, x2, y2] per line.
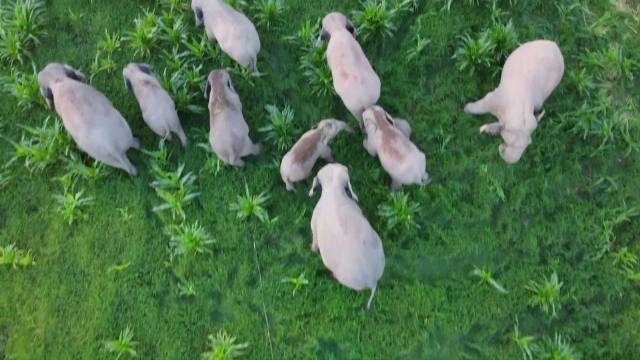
[205, 69, 260, 167]
[191, 0, 261, 72]
[38, 63, 140, 176]
[280, 119, 353, 191]
[464, 40, 565, 163]
[123, 63, 188, 146]
[309, 163, 385, 311]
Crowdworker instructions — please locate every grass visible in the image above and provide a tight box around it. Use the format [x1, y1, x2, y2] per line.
[0, 0, 639, 359]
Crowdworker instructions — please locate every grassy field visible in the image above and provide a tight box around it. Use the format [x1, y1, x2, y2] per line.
[1, 0, 639, 359]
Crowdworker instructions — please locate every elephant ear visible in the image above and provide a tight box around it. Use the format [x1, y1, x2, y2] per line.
[384, 112, 396, 127]
[346, 21, 356, 37]
[194, 7, 204, 27]
[309, 176, 321, 197]
[204, 79, 211, 99]
[319, 29, 330, 42]
[345, 179, 358, 202]
[41, 87, 54, 109]
[63, 65, 85, 82]
[124, 77, 133, 92]
[137, 63, 153, 75]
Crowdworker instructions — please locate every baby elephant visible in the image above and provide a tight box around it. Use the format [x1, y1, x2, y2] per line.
[464, 40, 565, 163]
[280, 119, 353, 191]
[309, 163, 385, 311]
[205, 69, 260, 167]
[362, 106, 430, 189]
[123, 63, 188, 146]
[191, 0, 261, 72]
[38, 63, 140, 176]
[319, 12, 380, 123]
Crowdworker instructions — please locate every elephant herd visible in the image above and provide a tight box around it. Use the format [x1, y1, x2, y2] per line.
[32, 0, 565, 309]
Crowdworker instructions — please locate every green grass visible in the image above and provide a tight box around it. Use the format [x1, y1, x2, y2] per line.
[0, 0, 639, 359]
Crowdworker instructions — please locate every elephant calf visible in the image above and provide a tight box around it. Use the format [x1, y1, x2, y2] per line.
[205, 69, 260, 167]
[280, 119, 353, 191]
[123, 63, 187, 146]
[362, 106, 430, 189]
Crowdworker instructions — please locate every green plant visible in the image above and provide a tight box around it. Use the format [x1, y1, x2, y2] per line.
[151, 163, 201, 221]
[96, 30, 122, 56]
[226, 0, 248, 10]
[377, 192, 421, 232]
[563, 94, 638, 153]
[0, 244, 35, 269]
[229, 184, 271, 223]
[299, 46, 334, 97]
[0, 29, 26, 64]
[142, 139, 171, 168]
[117, 208, 133, 222]
[201, 154, 224, 177]
[125, 9, 157, 58]
[536, 333, 579, 360]
[201, 331, 249, 360]
[166, 221, 214, 257]
[284, 19, 318, 49]
[1, 64, 41, 109]
[5, 116, 70, 172]
[487, 20, 518, 60]
[158, 12, 188, 46]
[63, 152, 107, 183]
[596, 205, 640, 257]
[0, 0, 46, 64]
[183, 64, 206, 90]
[252, 0, 285, 30]
[258, 104, 298, 152]
[184, 33, 219, 62]
[90, 30, 122, 78]
[178, 279, 197, 297]
[440, 0, 481, 11]
[281, 272, 310, 295]
[511, 318, 535, 360]
[160, 67, 207, 114]
[567, 68, 595, 97]
[158, 0, 189, 13]
[352, 0, 398, 41]
[526, 272, 563, 318]
[53, 187, 94, 226]
[395, 0, 418, 13]
[453, 32, 495, 74]
[471, 266, 508, 294]
[405, 34, 431, 63]
[103, 326, 138, 359]
[583, 43, 636, 82]
[612, 247, 638, 273]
